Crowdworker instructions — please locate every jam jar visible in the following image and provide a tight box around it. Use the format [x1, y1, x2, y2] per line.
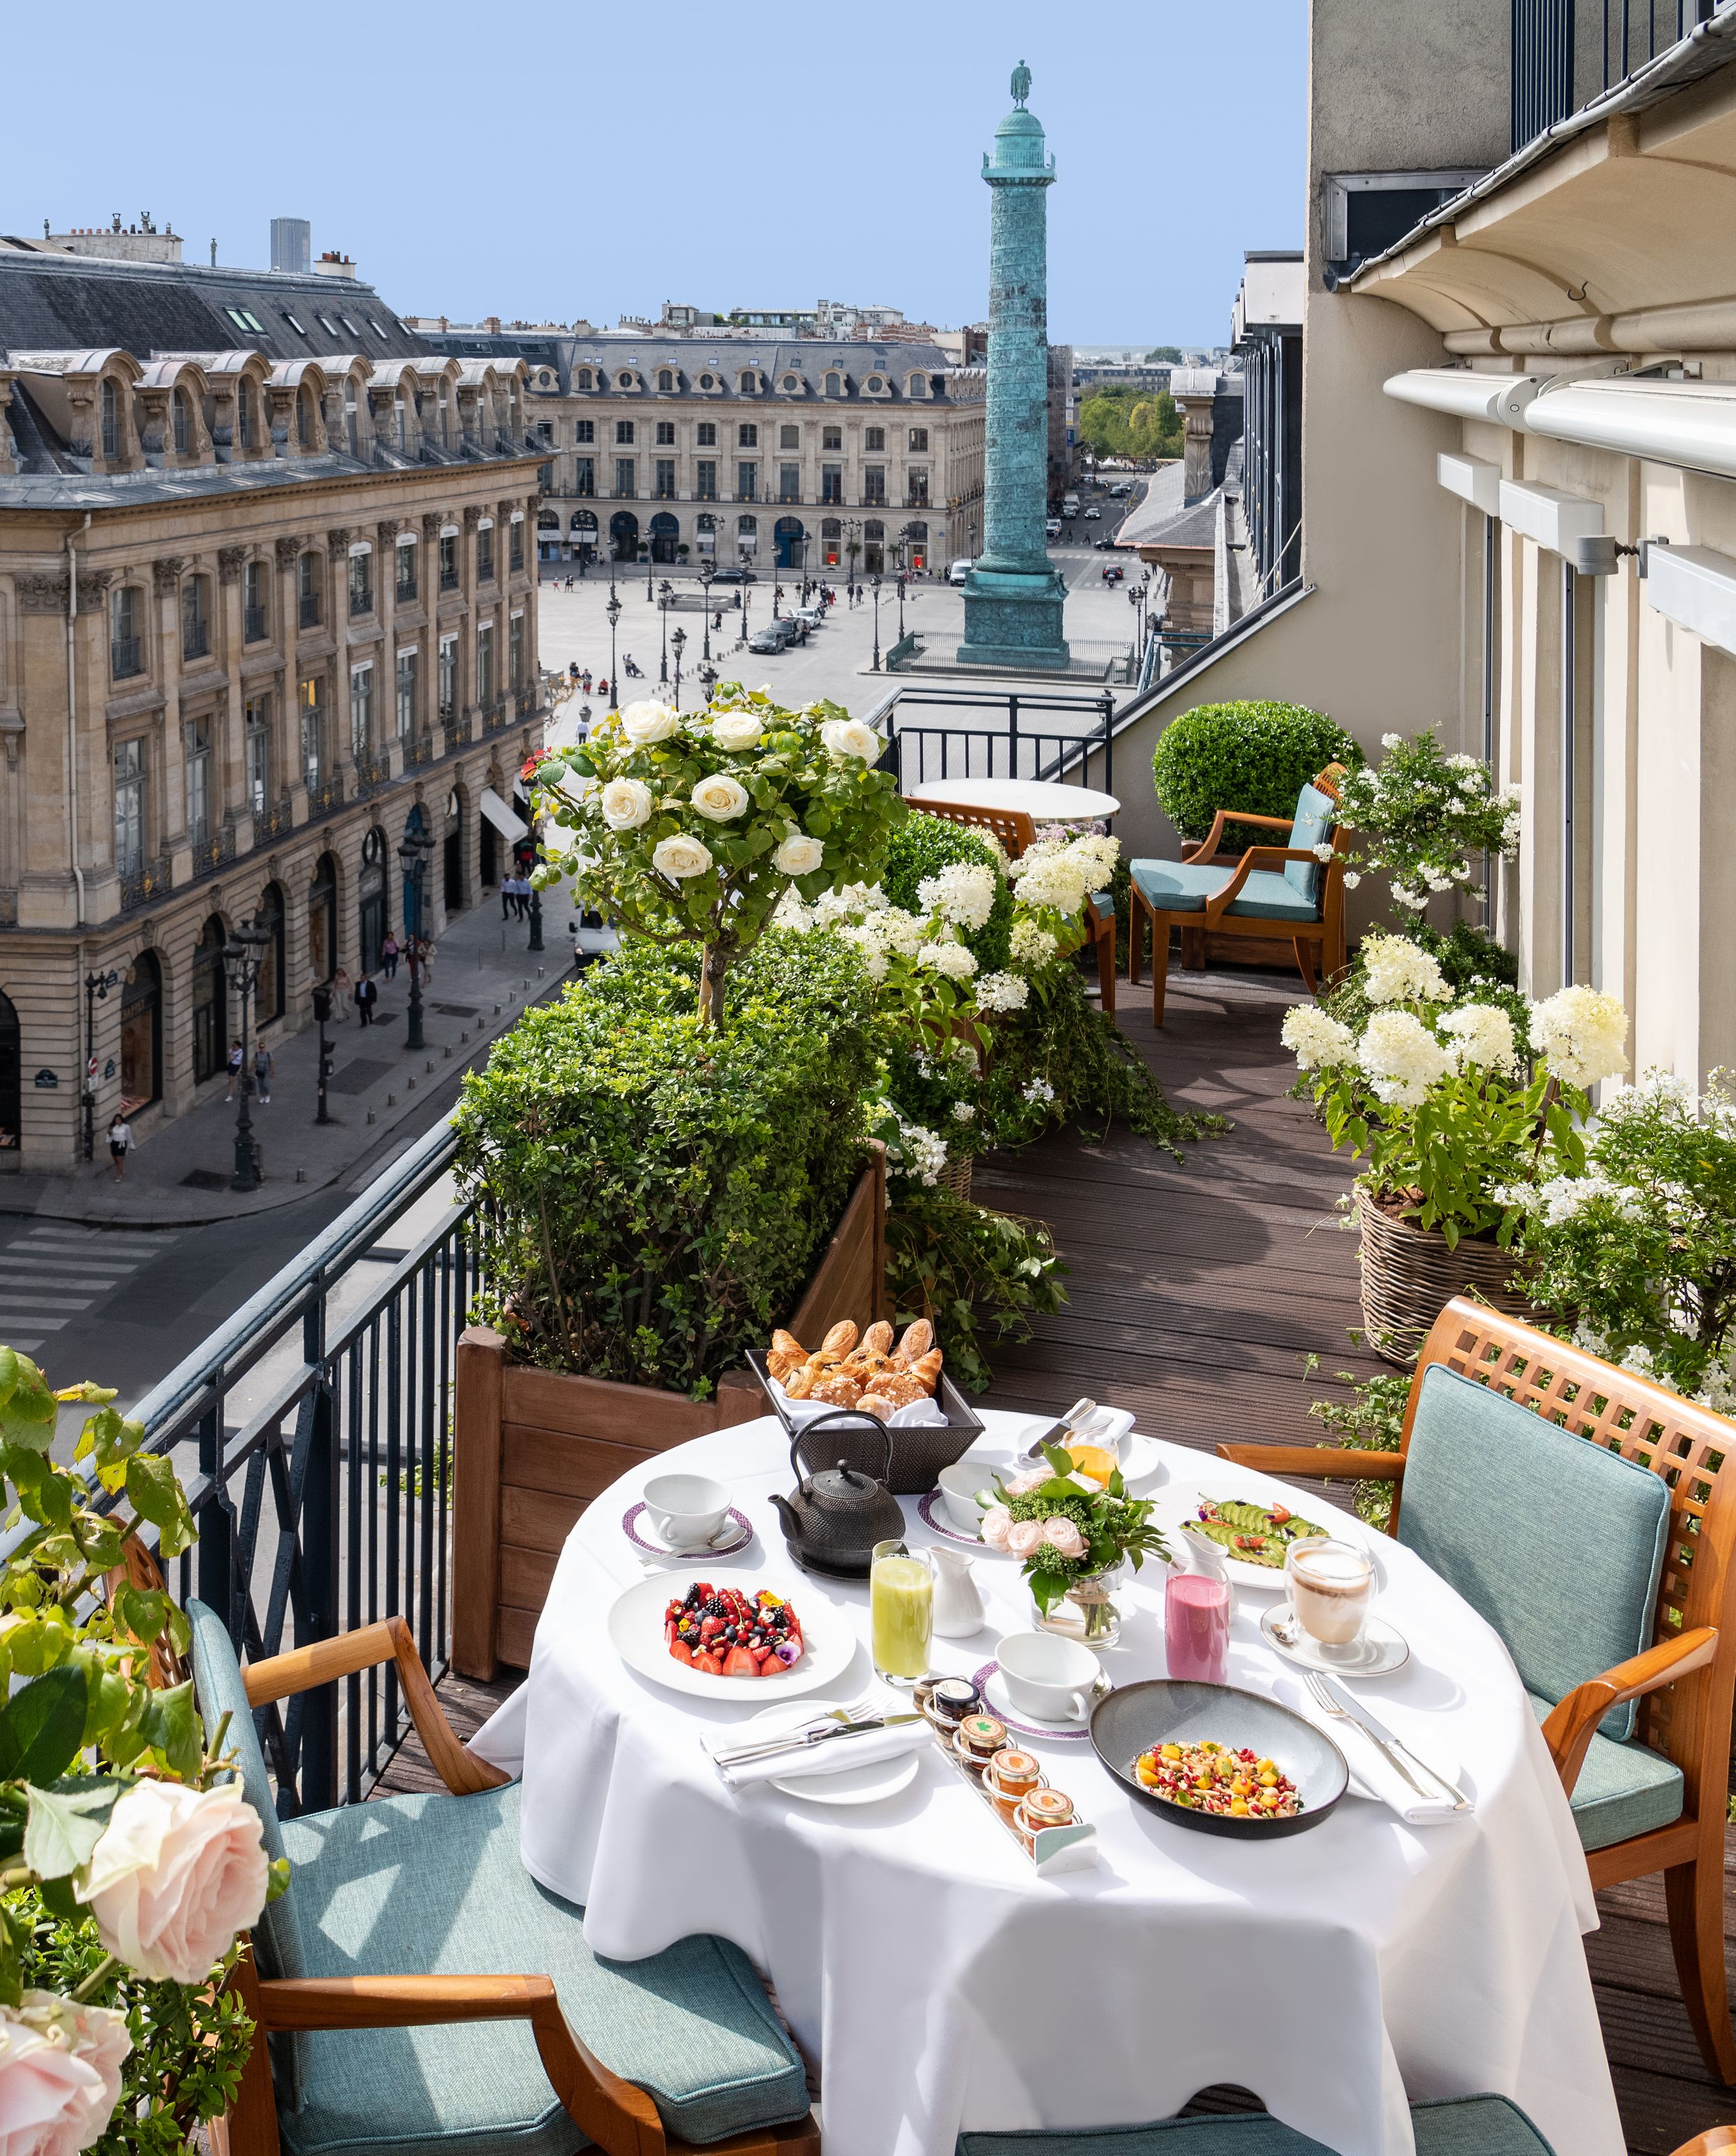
[952, 1714, 1008, 1777]
[928, 1676, 982, 1730]
[984, 1748, 1044, 1823]
[1015, 1786, 1076, 1850]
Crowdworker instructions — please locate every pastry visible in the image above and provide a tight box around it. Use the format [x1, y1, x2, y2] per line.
[861, 1320, 894, 1357]
[783, 1361, 819, 1400]
[858, 1393, 896, 1420]
[906, 1348, 944, 1395]
[820, 1320, 859, 1357]
[810, 1370, 864, 1409]
[894, 1319, 933, 1367]
[865, 1370, 927, 1409]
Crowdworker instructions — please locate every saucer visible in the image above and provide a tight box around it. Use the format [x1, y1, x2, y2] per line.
[972, 1659, 1111, 1742]
[623, 1502, 753, 1559]
[737, 1700, 924, 1807]
[1259, 1603, 1410, 1677]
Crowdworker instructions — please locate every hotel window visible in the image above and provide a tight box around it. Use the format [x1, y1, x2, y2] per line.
[243, 558, 267, 642]
[245, 695, 271, 817]
[909, 427, 929, 452]
[113, 739, 145, 877]
[822, 425, 842, 451]
[477, 524, 495, 581]
[510, 613, 524, 691]
[299, 676, 324, 788]
[738, 423, 758, 447]
[535, 420, 554, 447]
[907, 469, 930, 506]
[779, 424, 799, 450]
[181, 574, 211, 661]
[348, 549, 372, 617]
[186, 721, 212, 845]
[697, 422, 716, 447]
[298, 550, 322, 628]
[778, 464, 801, 502]
[865, 426, 885, 452]
[476, 622, 495, 706]
[509, 517, 524, 571]
[236, 379, 254, 450]
[615, 420, 635, 444]
[696, 460, 717, 499]
[438, 636, 458, 722]
[297, 390, 315, 449]
[821, 465, 842, 504]
[575, 418, 594, 442]
[658, 369, 674, 391]
[101, 378, 119, 459]
[737, 463, 758, 501]
[655, 459, 676, 498]
[172, 388, 190, 453]
[656, 420, 675, 445]
[574, 456, 595, 496]
[396, 649, 418, 737]
[350, 663, 374, 756]
[615, 458, 635, 497]
[439, 532, 458, 588]
[110, 586, 142, 679]
[863, 466, 886, 506]
[396, 541, 417, 602]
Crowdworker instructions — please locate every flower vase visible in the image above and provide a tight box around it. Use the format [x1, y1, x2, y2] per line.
[1032, 1559, 1127, 1648]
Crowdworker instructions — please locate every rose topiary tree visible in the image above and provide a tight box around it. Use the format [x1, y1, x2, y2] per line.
[528, 686, 905, 1025]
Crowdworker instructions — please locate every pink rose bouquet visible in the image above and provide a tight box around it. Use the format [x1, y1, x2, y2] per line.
[977, 1441, 1167, 1616]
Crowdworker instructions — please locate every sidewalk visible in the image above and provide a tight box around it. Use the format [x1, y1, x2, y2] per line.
[1, 881, 578, 1227]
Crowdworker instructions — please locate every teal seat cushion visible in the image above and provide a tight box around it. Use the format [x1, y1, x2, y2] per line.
[277, 1781, 810, 2156]
[1283, 783, 1336, 906]
[1526, 1693, 1685, 1853]
[1130, 861, 1319, 924]
[1090, 890, 1115, 918]
[1397, 1366, 1669, 1741]
[955, 2091, 1554, 2155]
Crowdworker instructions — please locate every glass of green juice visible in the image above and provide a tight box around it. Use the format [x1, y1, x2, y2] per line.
[871, 1539, 934, 1689]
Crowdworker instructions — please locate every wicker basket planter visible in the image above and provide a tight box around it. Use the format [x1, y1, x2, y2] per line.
[1355, 1186, 1539, 1366]
[937, 1156, 974, 1203]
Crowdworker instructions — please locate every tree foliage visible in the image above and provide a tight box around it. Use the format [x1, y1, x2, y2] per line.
[1078, 386, 1182, 463]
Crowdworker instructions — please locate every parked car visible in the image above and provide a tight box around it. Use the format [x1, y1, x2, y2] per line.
[948, 558, 974, 586]
[780, 616, 809, 645]
[711, 566, 758, 584]
[1046, 518, 1063, 540]
[1083, 506, 1103, 520]
[795, 605, 826, 630]
[747, 622, 790, 654]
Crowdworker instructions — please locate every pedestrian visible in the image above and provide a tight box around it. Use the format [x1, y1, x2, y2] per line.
[107, 1112, 132, 1181]
[225, 1038, 244, 1100]
[581, 669, 592, 694]
[419, 938, 436, 983]
[513, 874, 531, 922]
[333, 966, 353, 1021]
[596, 675, 608, 699]
[381, 931, 400, 980]
[355, 974, 378, 1026]
[500, 874, 515, 922]
[252, 1038, 274, 1103]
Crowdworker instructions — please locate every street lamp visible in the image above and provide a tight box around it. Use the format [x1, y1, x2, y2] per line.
[699, 558, 716, 661]
[397, 829, 435, 1050]
[671, 624, 687, 711]
[82, 968, 117, 1163]
[644, 538, 655, 604]
[220, 918, 270, 1192]
[658, 579, 674, 683]
[697, 660, 718, 706]
[311, 981, 334, 1125]
[844, 518, 861, 598]
[870, 573, 883, 672]
[740, 549, 753, 641]
[606, 590, 622, 710]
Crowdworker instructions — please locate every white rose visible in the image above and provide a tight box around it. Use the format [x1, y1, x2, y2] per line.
[0, 2005, 124, 2156]
[709, 713, 763, 752]
[774, 834, 826, 874]
[651, 834, 713, 879]
[619, 700, 681, 746]
[599, 778, 654, 830]
[690, 773, 751, 822]
[1042, 1516, 1087, 1560]
[10, 1993, 131, 2148]
[79, 1781, 269, 1987]
[819, 718, 883, 763]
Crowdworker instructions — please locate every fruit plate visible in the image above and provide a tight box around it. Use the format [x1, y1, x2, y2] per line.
[1152, 1489, 1372, 1589]
[607, 1569, 860, 1701]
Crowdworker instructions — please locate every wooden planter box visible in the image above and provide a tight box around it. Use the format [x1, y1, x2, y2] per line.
[453, 1145, 887, 1677]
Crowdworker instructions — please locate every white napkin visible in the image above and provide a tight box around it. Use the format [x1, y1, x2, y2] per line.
[1326, 1719, 1467, 1826]
[769, 1377, 946, 1430]
[706, 1718, 930, 1789]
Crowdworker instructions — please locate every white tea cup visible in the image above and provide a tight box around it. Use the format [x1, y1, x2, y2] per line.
[996, 1631, 1099, 1724]
[642, 1473, 730, 1550]
[936, 1462, 989, 1535]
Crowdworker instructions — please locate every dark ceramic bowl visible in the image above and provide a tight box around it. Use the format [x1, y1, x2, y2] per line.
[1090, 1679, 1349, 1839]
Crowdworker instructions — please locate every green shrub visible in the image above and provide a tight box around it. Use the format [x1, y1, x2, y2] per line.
[882, 811, 1015, 972]
[1151, 701, 1361, 856]
[453, 934, 880, 1396]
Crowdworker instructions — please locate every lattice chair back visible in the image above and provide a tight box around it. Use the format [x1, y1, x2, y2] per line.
[110, 1535, 190, 1692]
[1406, 1299, 1736, 1793]
[904, 797, 1038, 860]
[1311, 761, 1349, 806]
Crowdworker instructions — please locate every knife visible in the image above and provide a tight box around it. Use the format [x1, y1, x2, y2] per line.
[1317, 1675, 1471, 1810]
[714, 1713, 924, 1768]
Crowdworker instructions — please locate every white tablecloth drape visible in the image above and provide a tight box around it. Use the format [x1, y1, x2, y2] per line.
[471, 1412, 1621, 2156]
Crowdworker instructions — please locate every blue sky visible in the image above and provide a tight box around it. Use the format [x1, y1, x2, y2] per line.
[4, 3, 1305, 345]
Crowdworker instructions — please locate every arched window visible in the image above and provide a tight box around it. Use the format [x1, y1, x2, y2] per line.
[119, 952, 162, 1113]
[255, 884, 285, 1024]
[658, 369, 673, 392]
[739, 372, 756, 395]
[308, 853, 338, 982]
[192, 915, 227, 1084]
[737, 514, 758, 535]
[297, 389, 315, 450]
[576, 370, 592, 391]
[696, 512, 716, 534]
[172, 388, 190, 454]
[824, 373, 842, 396]
[358, 826, 387, 975]
[236, 378, 254, 450]
[182, 573, 211, 661]
[0, 988, 19, 1154]
[100, 377, 119, 459]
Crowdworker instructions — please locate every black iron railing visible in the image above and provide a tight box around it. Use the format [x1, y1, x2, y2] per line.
[254, 798, 294, 844]
[299, 593, 322, 630]
[867, 683, 1117, 797]
[120, 857, 172, 913]
[1512, 0, 1717, 151]
[117, 1121, 483, 1813]
[193, 827, 236, 879]
[111, 636, 142, 680]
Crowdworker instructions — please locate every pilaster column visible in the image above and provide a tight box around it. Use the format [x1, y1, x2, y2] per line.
[326, 526, 353, 797]
[274, 536, 301, 817]
[217, 546, 250, 849]
[375, 517, 399, 776]
[152, 558, 188, 879]
[462, 505, 482, 728]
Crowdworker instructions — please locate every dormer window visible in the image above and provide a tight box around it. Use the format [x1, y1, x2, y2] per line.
[617, 371, 635, 389]
[283, 311, 307, 336]
[781, 374, 799, 391]
[866, 376, 885, 393]
[576, 369, 593, 390]
[236, 378, 255, 449]
[172, 388, 190, 453]
[658, 369, 674, 391]
[739, 372, 758, 395]
[100, 378, 119, 459]
[824, 372, 842, 395]
[699, 373, 716, 390]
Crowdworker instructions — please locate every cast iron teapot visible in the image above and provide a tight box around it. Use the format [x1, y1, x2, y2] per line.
[769, 1425, 905, 1577]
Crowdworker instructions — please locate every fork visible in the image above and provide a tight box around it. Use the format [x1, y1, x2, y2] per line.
[1303, 1672, 1442, 1806]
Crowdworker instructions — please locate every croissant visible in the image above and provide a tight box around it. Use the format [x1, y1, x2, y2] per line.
[841, 1351, 892, 1382]
[821, 1320, 859, 1357]
[783, 1361, 819, 1400]
[906, 1348, 944, 1395]
[894, 1320, 933, 1368]
[771, 1329, 806, 1363]
[810, 1370, 864, 1409]
[766, 1349, 803, 1384]
[861, 1320, 894, 1357]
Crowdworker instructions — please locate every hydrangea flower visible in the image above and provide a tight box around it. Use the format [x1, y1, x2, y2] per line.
[1362, 934, 1450, 1006]
[1530, 985, 1629, 1088]
[976, 970, 1030, 1013]
[1281, 1004, 1355, 1072]
[1355, 1009, 1455, 1106]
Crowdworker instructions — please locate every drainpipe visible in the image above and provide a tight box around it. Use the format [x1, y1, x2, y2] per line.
[65, 513, 92, 929]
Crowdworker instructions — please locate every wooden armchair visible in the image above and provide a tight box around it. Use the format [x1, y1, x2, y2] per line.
[191, 1607, 819, 2156]
[1128, 763, 1349, 1023]
[1220, 1297, 1736, 2084]
[905, 796, 1117, 1013]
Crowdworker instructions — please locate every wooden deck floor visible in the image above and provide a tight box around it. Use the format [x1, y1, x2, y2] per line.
[381, 965, 1734, 2153]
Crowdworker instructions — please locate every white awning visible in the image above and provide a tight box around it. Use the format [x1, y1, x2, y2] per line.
[479, 786, 528, 842]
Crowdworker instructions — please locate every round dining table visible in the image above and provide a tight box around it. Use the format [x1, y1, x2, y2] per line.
[904, 777, 1120, 824]
[471, 1410, 1621, 2156]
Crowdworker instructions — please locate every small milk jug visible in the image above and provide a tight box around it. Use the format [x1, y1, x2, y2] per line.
[930, 1543, 987, 1638]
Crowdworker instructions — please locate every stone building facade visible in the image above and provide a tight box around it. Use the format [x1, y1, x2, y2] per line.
[421, 328, 985, 578]
[0, 246, 544, 1172]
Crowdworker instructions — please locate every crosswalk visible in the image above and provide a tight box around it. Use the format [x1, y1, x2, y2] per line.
[0, 1223, 181, 1354]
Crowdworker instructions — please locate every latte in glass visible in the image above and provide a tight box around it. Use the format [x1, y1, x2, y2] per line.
[1285, 1536, 1374, 1656]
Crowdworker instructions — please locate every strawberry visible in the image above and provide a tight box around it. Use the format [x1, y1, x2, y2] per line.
[669, 1638, 694, 1665]
[723, 1645, 758, 1677]
[692, 1648, 724, 1675]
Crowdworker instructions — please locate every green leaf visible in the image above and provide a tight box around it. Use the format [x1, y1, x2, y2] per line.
[124, 1450, 198, 1559]
[137, 1679, 202, 1780]
[112, 1584, 169, 1646]
[0, 1354, 58, 1450]
[0, 1665, 90, 1784]
[35, 1872, 81, 1923]
[266, 1855, 292, 1905]
[23, 1776, 125, 1880]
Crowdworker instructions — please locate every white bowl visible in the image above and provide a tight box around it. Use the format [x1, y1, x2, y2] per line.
[642, 1473, 730, 1550]
[935, 1462, 987, 1535]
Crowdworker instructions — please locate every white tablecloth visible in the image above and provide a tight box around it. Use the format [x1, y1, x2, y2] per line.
[905, 777, 1120, 822]
[471, 1412, 1620, 2156]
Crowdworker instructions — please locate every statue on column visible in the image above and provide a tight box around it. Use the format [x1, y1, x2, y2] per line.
[1010, 60, 1031, 108]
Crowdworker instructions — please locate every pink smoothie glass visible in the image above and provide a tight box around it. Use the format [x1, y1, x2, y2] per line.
[1165, 1568, 1230, 1685]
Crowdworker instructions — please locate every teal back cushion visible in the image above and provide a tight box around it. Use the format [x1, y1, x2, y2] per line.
[1283, 783, 1335, 906]
[1398, 1367, 1669, 1740]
